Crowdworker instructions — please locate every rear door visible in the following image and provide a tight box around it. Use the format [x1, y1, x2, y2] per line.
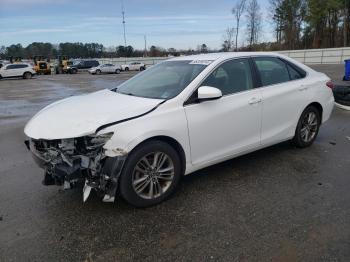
[3, 64, 19, 77]
[252, 57, 309, 145]
[105, 64, 114, 73]
[184, 58, 262, 166]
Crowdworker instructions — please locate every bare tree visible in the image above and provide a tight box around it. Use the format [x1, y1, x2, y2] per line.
[232, 0, 247, 51]
[246, 0, 262, 48]
[344, 0, 350, 47]
[222, 27, 235, 51]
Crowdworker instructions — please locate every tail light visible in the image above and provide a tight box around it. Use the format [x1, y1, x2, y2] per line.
[326, 81, 334, 89]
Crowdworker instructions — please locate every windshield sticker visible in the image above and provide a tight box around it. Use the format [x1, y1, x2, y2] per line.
[189, 60, 213, 65]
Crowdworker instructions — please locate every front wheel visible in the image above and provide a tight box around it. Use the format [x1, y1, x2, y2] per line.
[119, 141, 182, 207]
[115, 69, 121, 74]
[140, 66, 145, 71]
[292, 106, 321, 148]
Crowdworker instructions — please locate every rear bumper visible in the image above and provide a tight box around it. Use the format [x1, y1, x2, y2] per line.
[322, 95, 335, 123]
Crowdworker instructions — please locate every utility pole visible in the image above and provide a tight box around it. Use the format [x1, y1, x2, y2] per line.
[144, 35, 147, 57]
[121, 0, 127, 61]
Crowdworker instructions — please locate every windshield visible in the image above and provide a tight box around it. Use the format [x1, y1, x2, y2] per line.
[115, 60, 208, 99]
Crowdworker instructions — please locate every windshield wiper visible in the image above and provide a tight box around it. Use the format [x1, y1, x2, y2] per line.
[115, 89, 135, 96]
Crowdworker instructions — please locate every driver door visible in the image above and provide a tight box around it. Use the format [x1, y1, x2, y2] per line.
[184, 58, 262, 166]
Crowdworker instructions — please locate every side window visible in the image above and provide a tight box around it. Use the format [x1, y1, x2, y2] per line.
[201, 59, 253, 95]
[287, 64, 304, 80]
[6, 64, 17, 69]
[253, 57, 290, 86]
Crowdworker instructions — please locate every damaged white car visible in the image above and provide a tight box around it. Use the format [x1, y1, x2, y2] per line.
[24, 53, 334, 207]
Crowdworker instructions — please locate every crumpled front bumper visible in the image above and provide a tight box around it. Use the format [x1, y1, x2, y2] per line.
[24, 138, 127, 202]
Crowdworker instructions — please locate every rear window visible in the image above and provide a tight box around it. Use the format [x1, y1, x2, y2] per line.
[253, 57, 290, 86]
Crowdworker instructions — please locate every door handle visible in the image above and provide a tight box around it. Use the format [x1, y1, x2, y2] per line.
[298, 85, 308, 91]
[248, 97, 262, 105]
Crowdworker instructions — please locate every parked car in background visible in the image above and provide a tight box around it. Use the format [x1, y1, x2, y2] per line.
[67, 60, 100, 74]
[89, 64, 121, 75]
[24, 52, 334, 207]
[121, 62, 146, 71]
[0, 63, 36, 79]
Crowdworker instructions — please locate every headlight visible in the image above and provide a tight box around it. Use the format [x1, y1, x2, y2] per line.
[88, 132, 114, 148]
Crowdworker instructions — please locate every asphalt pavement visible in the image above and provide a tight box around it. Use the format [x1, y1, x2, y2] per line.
[0, 67, 349, 261]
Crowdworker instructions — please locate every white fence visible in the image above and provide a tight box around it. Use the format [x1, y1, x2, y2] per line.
[278, 47, 350, 64]
[95, 47, 350, 66]
[96, 57, 167, 66]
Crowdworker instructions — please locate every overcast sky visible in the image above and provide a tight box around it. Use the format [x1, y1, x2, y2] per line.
[0, 0, 273, 50]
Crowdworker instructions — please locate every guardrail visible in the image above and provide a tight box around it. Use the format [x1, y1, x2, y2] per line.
[96, 57, 167, 66]
[93, 47, 350, 66]
[278, 47, 350, 64]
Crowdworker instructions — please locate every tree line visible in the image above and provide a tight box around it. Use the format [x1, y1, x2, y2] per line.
[0, 42, 204, 60]
[271, 0, 350, 49]
[223, 0, 350, 51]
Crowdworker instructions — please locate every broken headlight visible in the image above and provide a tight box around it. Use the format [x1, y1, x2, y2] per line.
[86, 132, 114, 150]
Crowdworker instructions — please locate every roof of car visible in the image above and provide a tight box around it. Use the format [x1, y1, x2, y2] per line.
[168, 52, 283, 62]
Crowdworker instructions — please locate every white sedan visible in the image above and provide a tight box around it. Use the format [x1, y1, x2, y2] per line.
[120, 62, 146, 71]
[89, 64, 121, 74]
[24, 52, 334, 207]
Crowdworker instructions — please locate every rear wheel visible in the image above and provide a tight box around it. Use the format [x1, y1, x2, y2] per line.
[140, 66, 145, 71]
[96, 69, 101, 75]
[125, 67, 129, 71]
[23, 72, 32, 79]
[115, 69, 121, 74]
[119, 141, 182, 207]
[292, 106, 321, 148]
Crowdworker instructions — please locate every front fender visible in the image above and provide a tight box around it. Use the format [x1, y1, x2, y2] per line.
[101, 108, 191, 164]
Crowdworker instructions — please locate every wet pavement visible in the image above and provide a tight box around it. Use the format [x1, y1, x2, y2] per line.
[0, 67, 349, 261]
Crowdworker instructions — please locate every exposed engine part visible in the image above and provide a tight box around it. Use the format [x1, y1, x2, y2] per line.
[25, 132, 126, 202]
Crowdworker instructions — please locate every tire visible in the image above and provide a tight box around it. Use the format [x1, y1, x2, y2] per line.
[23, 72, 32, 79]
[292, 105, 321, 148]
[140, 66, 145, 71]
[125, 67, 129, 71]
[96, 69, 101, 75]
[119, 140, 182, 207]
[115, 69, 121, 74]
[71, 68, 77, 74]
[0, 74, 2, 79]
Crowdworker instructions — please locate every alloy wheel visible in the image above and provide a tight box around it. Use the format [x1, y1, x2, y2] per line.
[132, 152, 175, 199]
[300, 111, 318, 143]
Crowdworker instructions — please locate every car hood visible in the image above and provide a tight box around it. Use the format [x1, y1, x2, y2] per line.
[24, 89, 163, 140]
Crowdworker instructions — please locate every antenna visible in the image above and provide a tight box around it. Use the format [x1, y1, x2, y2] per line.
[121, 0, 127, 48]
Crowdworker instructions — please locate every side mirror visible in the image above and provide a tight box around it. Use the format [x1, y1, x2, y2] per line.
[197, 86, 222, 101]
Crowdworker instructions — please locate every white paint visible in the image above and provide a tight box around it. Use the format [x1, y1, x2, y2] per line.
[25, 52, 334, 176]
[24, 89, 162, 139]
